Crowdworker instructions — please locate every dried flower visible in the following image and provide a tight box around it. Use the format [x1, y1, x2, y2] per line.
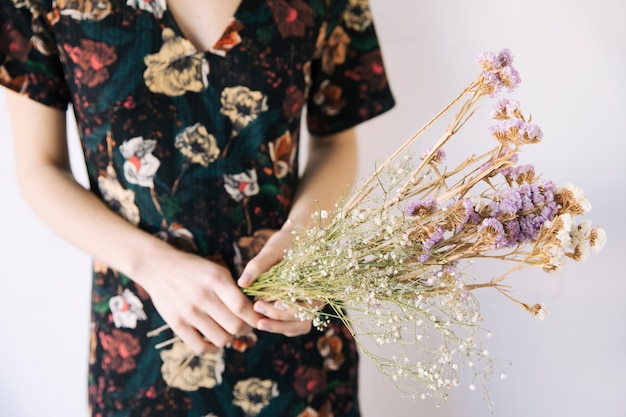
[156, 50, 605, 406]
[240, 50, 605, 405]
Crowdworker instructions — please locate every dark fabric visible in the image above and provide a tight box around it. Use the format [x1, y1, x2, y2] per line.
[1, 1, 395, 416]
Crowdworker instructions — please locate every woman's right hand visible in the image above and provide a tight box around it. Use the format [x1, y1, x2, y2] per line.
[137, 246, 264, 355]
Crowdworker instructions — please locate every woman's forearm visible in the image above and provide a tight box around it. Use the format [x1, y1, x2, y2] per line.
[287, 127, 358, 230]
[7, 91, 171, 287]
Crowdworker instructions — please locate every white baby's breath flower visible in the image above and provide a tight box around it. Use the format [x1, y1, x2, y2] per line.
[590, 227, 607, 253]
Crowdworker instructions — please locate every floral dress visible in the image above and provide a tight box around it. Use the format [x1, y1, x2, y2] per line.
[0, 0, 394, 416]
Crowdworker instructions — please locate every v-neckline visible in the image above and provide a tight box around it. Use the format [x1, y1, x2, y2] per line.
[164, 0, 245, 54]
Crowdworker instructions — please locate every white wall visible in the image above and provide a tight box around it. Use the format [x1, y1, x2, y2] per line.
[1, 1, 625, 416]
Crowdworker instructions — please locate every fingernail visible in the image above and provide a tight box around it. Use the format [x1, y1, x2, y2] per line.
[257, 321, 270, 331]
[275, 301, 288, 311]
[238, 273, 252, 287]
[254, 303, 266, 314]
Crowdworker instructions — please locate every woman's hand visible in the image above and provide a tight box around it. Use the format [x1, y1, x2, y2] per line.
[238, 226, 324, 337]
[238, 128, 357, 337]
[237, 227, 318, 336]
[6, 91, 263, 355]
[138, 246, 264, 354]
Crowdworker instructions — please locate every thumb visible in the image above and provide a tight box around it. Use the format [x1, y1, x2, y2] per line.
[237, 230, 291, 288]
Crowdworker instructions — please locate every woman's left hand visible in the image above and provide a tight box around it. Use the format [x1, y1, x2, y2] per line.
[237, 227, 320, 337]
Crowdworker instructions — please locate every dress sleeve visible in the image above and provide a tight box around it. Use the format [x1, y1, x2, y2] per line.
[0, 0, 70, 110]
[306, 0, 395, 136]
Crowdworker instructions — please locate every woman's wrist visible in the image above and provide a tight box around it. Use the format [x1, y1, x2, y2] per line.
[122, 232, 176, 289]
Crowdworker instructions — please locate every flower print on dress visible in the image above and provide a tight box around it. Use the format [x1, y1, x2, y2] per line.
[293, 366, 327, 399]
[283, 85, 305, 121]
[126, 0, 167, 19]
[313, 80, 347, 116]
[2, 22, 31, 62]
[210, 18, 244, 57]
[317, 328, 345, 371]
[109, 288, 148, 329]
[119, 136, 161, 188]
[220, 86, 268, 136]
[63, 39, 117, 88]
[229, 332, 258, 353]
[160, 340, 225, 391]
[0, 65, 27, 93]
[268, 0, 315, 38]
[143, 28, 209, 96]
[232, 377, 279, 417]
[98, 166, 141, 225]
[224, 169, 260, 234]
[175, 123, 220, 166]
[346, 50, 388, 93]
[269, 130, 296, 179]
[342, 0, 373, 32]
[321, 25, 350, 75]
[56, 0, 113, 21]
[155, 222, 198, 253]
[233, 228, 276, 274]
[224, 169, 260, 202]
[99, 329, 142, 374]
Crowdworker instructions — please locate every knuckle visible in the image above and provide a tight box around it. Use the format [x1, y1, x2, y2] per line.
[193, 342, 214, 356]
[230, 321, 249, 336]
[229, 297, 248, 315]
[169, 316, 186, 329]
[212, 334, 231, 349]
[179, 302, 198, 319]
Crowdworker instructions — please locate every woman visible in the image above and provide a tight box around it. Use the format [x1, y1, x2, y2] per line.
[0, 0, 394, 415]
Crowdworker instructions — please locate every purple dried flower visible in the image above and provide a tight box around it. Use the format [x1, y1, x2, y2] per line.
[519, 185, 535, 212]
[503, 220, 522, 246]
[499, 164, 536, 185]
[418, 225, 445, 251]
[491, 98, 521, 119]
[463, 199, 482, 225]
[496, 48, 514, 68]
[406, 198, 438, 217]
[478, 218, 507, 249]
[520, 122, 543, 143]
[477, 48, 521, 94]
[500, 65, 521, 91]
[494, 188, 523, 217]
[477, 51, 498, 70]
[484, 72, 504, 95]
[420, 146, 447, 164]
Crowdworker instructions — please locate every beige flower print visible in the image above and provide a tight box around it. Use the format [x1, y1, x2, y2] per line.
[160, 340, 225, 391]
[232, 377, 279, 417]
[126, 0, 167, 19]
[144, 28, 209, 96]
[175, 123, 220, 166]
[98, 166, 140, 225]
[220, 86, 268, 135]
[342, 0, 373, 32]
[56, 0, 113, 21]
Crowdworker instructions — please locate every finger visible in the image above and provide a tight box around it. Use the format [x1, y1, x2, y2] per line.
[211, 277, 264, 328]
[201, 295, 254, 336]
[189, 312, 235, 349]
[168, 322, 218, 355]
[256, 316, 312, 337]
[253, 300, 298, 321]
[238, 230, 292, 288]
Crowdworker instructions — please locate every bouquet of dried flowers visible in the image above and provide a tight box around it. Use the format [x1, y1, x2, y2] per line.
[242, 49, 606, 405]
